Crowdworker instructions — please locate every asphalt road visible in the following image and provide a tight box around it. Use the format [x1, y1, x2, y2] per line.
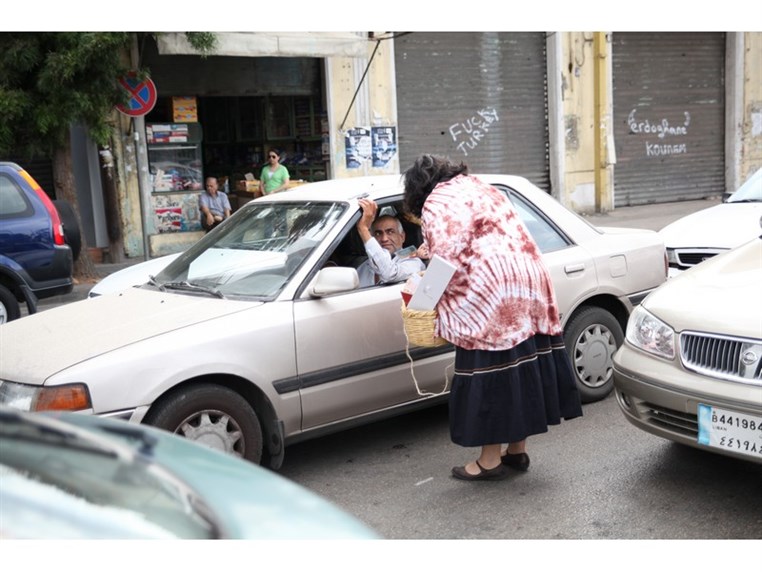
[278, 392, 762, 540]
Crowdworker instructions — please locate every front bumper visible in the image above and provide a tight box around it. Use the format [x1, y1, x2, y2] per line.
[613, 344, 762, 464]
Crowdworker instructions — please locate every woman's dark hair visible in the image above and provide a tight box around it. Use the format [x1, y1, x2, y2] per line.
[402, 154, 468, 217]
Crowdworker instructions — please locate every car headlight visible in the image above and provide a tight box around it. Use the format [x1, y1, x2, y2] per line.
[625, 306, 675, 360]
[0, 381, 92, 412]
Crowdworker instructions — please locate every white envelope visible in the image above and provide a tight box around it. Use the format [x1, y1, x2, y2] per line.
[407, 255, 457, 311]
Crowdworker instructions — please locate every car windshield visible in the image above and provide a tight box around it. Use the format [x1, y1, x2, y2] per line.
[727, 168, 762, 203]
[0, 412, 220, 539]
[154, 201, 347, 299]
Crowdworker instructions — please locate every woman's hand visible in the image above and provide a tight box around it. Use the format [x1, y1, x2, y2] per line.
[416, 243, 430, 259]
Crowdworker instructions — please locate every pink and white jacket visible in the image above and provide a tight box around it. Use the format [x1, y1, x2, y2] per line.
[421, 174, 562, 351]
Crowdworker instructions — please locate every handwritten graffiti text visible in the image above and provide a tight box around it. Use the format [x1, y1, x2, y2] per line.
[449, 108, 499, 156]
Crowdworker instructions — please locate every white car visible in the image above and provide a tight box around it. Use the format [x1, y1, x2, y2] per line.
[0, 175, 666, 468]
[90, 253, 181, 297]
[613, 235, 762, 464]
[660, 167, 762, 276]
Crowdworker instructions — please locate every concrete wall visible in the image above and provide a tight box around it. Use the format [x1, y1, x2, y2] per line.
[742, 32, 762, 179]
[325, 35, 399, 179]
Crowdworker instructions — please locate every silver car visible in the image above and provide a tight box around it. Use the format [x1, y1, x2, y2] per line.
[613, 236, 762, 464]
[0, 175, 666, 468]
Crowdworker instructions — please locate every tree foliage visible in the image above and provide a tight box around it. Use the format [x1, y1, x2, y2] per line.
[0, 32, 218, 159]
[0, 33, 132, 158]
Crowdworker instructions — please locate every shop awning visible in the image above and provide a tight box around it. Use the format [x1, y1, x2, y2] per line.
[156, 32, 370, 58]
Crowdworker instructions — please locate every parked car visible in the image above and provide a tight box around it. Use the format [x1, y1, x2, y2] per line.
[613, 235, 762, 464]
[659, 167, 762, 276]
[0, 175, 666, 468]
[0, 406, 378, 539]
[0, 162, 78, 323]
[89, 252, 182, 297]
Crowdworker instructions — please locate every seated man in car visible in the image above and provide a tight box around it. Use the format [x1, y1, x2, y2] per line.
[355, 198, 425, 287]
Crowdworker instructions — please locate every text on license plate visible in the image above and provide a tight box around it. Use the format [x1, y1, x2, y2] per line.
[698, 404, 762, 459]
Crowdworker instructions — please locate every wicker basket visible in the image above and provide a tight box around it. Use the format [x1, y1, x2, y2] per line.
[401, 302, 448, 348]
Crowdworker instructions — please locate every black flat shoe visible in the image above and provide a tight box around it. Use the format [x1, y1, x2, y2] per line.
[501, 452, 530, 471]
[451, 460, 509, 481]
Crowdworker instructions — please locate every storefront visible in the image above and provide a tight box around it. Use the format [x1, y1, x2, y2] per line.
[141, 38, 328, 220]
[394, 32, 551, 190]
[611, 32, 726, 206]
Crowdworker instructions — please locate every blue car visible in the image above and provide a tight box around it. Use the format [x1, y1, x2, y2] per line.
[0, 407, 379, 539]
[0, 162, 76, 322]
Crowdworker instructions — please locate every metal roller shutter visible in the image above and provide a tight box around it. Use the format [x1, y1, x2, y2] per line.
[395, 32, 550, 190]
[612, 33, 725, 206]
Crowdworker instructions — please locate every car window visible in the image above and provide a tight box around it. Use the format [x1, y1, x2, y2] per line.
[505, 189, 571, 253]
[324, 198, 423, 288]
[0, 174, 34, 218]
[155, 201, 347, 299]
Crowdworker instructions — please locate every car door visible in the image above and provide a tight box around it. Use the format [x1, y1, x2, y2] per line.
[293, 204, 452, 431]
[505, 189, 598, 323]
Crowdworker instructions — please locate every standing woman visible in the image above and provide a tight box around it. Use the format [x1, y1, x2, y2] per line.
[259, 148, 290, 195]
[402, 154, 583, 481]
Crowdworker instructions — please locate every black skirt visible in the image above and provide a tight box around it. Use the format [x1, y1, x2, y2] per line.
[448, 333, 583, 447]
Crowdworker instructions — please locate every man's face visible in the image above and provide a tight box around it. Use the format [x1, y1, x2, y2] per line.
[206, 179, 218, 194]
[372, 216, 405, 253]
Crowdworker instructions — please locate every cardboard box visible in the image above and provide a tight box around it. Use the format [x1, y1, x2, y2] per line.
[236, 180, 261, 194]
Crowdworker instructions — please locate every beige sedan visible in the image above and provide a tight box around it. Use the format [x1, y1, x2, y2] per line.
[0, 175, 666, 468]
[614, 236, 762, 464]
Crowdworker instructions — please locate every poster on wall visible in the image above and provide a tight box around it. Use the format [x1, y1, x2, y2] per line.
[345, 127, 371, 169]
[371, 126, 397, 168]
[152, 193, 202, 233]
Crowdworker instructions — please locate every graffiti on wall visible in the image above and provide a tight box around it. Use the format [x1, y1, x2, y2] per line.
[449, 107, 500, 156]
[628, 110, 690, 157]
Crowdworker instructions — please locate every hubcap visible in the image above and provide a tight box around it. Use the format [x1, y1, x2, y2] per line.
[175, 410, 244, 457]
[573, 324, 616, 388]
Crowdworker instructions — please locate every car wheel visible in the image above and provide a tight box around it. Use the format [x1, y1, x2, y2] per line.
[0, 284, 21, 324]
[563, 306, 624, 403]
[53, 200, 82, 261]
[143, 384, 264, 463]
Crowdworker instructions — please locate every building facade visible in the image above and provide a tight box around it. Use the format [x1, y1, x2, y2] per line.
[98, 31, 761, 259]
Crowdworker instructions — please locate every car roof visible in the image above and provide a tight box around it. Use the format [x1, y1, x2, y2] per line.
[257, 173, 535, 204]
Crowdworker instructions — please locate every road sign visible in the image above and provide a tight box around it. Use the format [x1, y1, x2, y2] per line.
[116, 72, 157, 117]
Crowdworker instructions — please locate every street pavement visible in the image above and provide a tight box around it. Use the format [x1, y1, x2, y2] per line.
[39, 196, 721, 311]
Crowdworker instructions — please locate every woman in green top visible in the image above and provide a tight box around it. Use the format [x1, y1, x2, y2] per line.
[259, 148, 290, 195]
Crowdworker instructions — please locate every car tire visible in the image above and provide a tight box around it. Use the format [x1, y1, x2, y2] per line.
[0, 284, 21, 324]
[143, 384, 264, 463]
[563, 306, 624, 404]
[53, 200, 82, 261]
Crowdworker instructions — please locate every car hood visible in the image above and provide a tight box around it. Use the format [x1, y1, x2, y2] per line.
[658, 203, 762, 249]
[643, 238, 762, 339]
[0, 287, 261, 385]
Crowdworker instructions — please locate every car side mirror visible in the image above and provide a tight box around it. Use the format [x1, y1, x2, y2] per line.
[721, 191, 733, 203]
[308, 267, 360, 297]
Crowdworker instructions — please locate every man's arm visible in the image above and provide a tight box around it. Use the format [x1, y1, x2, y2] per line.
[364, 238, 425, 284]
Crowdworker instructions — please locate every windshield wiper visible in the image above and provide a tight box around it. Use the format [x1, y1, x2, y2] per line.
[163, 281, 226, 299]
[147, 275, 166, 291]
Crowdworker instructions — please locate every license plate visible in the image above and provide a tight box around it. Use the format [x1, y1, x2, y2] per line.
[697, 404, 762, 460]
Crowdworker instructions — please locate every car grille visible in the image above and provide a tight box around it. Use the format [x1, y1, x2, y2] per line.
[671, 248, 725, 270]
[640, 401, 698, 438]
[680, 331, 762, 386]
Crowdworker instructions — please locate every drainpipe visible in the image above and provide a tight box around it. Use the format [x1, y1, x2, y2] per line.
[593, 32, 612, 212]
